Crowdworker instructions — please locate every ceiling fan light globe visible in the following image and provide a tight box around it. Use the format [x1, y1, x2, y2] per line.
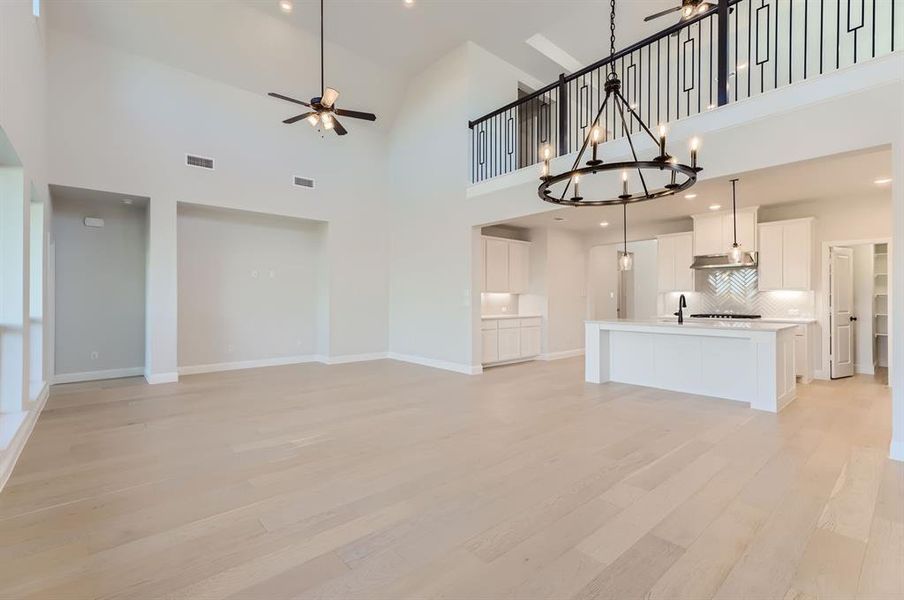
[321, 87, 340, 108]
[306, 113, 320, 126]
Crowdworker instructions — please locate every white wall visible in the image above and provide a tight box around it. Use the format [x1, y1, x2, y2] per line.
[45, 26, 390, 377]
[587, 239, 658, 321]
[53, 194, 147, 378]
[177, 205, 326, 370]
[544, 229, 587, 354]
[852, 244, 875, 374]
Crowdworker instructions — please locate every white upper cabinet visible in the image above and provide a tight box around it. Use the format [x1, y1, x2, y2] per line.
[484, 238, 510, 292]
[508, 242, 530, 294]
[657, 232, 695, 292]
[482, 236, 531, 293]
[757, 218, 814, 291]
[693, 207, 758, 256]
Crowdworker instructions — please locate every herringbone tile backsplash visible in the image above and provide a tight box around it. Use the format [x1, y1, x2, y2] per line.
[662, 268, 814, 317]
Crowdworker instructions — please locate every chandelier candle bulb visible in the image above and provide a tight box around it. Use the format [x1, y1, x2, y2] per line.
[690, 137, 699, 169]
[573, 174, 581, 199]
[622, 170, 628, 196]
[658, 124, 667, 157]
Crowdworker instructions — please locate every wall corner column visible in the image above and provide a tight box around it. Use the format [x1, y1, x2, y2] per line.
[144, 196, 178, 384]
[890, 138, 904, 461]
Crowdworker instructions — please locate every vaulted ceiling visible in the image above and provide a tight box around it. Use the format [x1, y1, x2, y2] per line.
[45, 0, 682, 129]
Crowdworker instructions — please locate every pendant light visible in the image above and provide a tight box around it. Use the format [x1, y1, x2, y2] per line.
[619, 202, 633, 271]
[728, 178, 743, 263]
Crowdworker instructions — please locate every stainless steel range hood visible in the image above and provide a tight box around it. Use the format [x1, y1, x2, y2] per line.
[690, 251, 758, 270]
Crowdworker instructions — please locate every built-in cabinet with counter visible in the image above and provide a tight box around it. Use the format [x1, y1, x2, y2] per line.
[482, 316, 542, 365]
[692, 207, 758, 256]
[482, 236, 530, 293]
[757, 218, 814, 291]
[657, 232, 695, 292]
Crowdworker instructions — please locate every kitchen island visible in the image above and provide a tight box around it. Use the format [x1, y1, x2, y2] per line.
[585, 319, 798, 412]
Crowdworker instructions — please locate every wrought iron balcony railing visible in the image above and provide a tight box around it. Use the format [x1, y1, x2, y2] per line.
[468, 0, 902, 184]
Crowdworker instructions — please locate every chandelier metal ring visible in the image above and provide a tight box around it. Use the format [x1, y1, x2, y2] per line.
[538, 160, 699, 207]
[536, 0, 703, 208]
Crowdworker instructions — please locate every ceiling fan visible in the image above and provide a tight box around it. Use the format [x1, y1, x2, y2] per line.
[644, 0, 717, 22]
[268, 0, 376, 136]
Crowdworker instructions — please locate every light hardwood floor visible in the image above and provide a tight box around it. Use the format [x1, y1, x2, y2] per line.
[0, 358, 901, 599]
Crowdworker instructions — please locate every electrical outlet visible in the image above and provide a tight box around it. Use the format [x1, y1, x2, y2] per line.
[90, 351, 98, 360]
[251, 270, 259, 279]
[269, 270, 276, 279]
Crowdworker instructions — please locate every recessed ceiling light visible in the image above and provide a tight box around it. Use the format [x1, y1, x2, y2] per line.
[874, 177, 892, 185]
[554, 216, 566, 222]
[122, 199, 133, 205]
[599, 221, 609, 227]
[278, 0, 293, 13]
[707, 103, 716, 109]
[737, 62, 748, 70]
[709, 204, 721, 211]
[684, 193, 697, 199]
[403, 0, 415, 6]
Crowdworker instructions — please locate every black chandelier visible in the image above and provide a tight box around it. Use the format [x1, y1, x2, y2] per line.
[538, 0, 702, 207]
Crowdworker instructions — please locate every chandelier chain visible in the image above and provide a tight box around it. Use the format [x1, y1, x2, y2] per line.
[609, 0, 617, 72]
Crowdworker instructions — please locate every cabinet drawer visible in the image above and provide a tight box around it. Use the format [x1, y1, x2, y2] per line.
[481, 319, 498, 331]
[498, 319, 520, 329]
[519, 317, 541, 328]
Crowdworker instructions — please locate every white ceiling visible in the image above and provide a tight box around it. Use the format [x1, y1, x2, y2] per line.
[501, 147, 894, 232]
[245, 0, 680, 83]
[46, 0, 682, 124]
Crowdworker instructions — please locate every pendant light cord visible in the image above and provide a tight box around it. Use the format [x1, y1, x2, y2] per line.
[730, 178, 739, 246]
[320, 0, 325, 94]
[623, 202, 628, 255]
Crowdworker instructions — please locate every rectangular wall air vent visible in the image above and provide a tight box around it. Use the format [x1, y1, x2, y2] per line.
[186, 154, 215, 170]
[294, 176, 315, 189]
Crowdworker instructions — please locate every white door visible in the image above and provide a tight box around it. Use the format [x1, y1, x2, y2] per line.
[830, 247, 855, 379]
[757, 223, 784, 290]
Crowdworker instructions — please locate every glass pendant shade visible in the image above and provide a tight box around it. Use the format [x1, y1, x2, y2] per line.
[728, 242, 743, 264]
[619, 251, 633, 271]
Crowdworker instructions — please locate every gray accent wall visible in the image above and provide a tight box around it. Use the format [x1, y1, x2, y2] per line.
[53, 192, 147, 376]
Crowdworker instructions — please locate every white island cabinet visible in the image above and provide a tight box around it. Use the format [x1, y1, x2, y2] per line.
[585, 319, 797, 412]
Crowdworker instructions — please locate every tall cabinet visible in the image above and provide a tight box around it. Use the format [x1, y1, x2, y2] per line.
[692, 207, 758, 256]
[757, 218, 814, 291]
[657, 232, 695, 292]
[481, 236, 530, 293]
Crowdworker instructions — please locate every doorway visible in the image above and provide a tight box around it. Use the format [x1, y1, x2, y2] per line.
[828, 240, 891, 382]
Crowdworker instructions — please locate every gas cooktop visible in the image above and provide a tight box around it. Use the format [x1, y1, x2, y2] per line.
[689, 313, 762, 319]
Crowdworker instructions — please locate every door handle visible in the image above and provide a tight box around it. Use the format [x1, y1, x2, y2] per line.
[850, 316, 858, 322]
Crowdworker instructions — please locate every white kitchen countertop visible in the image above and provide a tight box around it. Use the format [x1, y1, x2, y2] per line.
[481, 314, 541, 320]
[657, 315, 817, 324]
[588, 318, 798, 334]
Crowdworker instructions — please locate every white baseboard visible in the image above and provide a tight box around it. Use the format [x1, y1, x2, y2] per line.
[0, 383, 50, 492]
[145, 371, 179, 384]
[387, 352, 481, 375]
[178, 355, 321, 376]
[53, 367, 145, 385]
[855, 363, 876, 375]
[324, 352, 388, 365]
[890, 440, 904, 462]
[539, 349, 585, 361]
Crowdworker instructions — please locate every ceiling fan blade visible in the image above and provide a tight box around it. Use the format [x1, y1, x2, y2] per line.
[268, 92, 311, 107]
[644, 5, 682, 21]
[283, 111, 315, 124]
[334, 108, 377, 121]
[321, 87, 340, 108]
[332, 117, 348, 136]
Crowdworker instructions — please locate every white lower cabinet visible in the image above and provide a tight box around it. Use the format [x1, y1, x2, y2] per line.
[498, 327, 522, 361]
[520, 326, 541, 357]
[481, 317, 542, 365]
[481, 329, 498, 363]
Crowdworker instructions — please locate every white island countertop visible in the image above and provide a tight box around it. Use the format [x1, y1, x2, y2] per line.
[585, 319, 797, 412]
[588, 319, 798, 335]
[481, 314, 541, 320]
